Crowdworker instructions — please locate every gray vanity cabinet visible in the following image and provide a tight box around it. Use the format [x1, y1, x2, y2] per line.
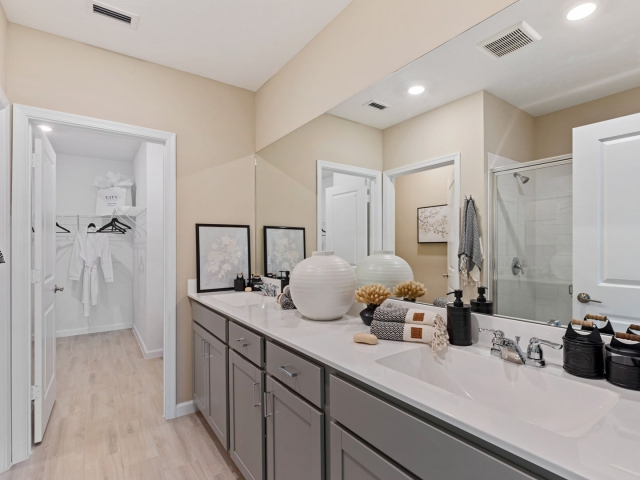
[229, 349, 265, 480]
[206, 333, 228, 449]
[192, 321, 229, 449]
[192, 322, 209, 415]
[265, 376, 324, 480]
[330, 423, 413, 480]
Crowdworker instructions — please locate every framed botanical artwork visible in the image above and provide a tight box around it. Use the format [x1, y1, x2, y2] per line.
[196, 224, 251, 293]
[417, 205, 448, 243]
[263, 226, 305, 276]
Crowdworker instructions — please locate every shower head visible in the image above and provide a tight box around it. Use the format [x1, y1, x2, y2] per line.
[514, 172, 530, 184]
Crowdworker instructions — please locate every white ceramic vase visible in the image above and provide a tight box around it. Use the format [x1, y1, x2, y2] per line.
[289, 251, 357, 321]
[355, 250, 413, 289]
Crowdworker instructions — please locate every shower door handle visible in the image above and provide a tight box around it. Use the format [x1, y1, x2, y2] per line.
[577, 293, 602, 304]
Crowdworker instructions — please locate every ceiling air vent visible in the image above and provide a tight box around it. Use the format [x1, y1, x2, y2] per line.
[86, 1, 139, 29]
[364, 100, 390, 111]
[477, 21, 540, 59]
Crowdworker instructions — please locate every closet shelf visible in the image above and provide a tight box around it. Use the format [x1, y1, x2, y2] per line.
[56, 207, 147, 218]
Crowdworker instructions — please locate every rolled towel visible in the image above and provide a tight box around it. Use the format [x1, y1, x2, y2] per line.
[374, 306, 446, 327]
[276, 286, 296, 310]
[370, 321, 449, 354]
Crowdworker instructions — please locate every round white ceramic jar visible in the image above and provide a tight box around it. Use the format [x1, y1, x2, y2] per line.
[289, 251, 357, 321]
[355, 250, 413, 289]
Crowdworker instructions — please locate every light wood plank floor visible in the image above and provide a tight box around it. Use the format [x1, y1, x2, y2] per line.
[1, 329, 242, 480]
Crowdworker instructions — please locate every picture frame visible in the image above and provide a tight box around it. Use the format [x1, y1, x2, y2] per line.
[196, 224, 251, 293]
[263, 226, 306, 276]
[417, 205, 448, 243]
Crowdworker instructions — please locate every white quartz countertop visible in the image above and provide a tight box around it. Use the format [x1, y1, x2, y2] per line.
[188, 288, 640, 480]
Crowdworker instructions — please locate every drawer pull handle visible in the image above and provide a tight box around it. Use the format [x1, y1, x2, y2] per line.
[235, 337, 248, 347]
[201, 339, 206, 357]
[264, 392, 273, 418]
[279, 366, 297, 378]
[253, 382, 261, 407]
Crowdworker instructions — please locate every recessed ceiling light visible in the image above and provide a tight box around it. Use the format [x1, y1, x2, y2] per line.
[408, 86, 425, 95]
[567, 3, 596, 21]
[38, 125, 52, 132]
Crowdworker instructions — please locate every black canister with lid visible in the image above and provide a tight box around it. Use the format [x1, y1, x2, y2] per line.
[562, 323, 605, 378]
[605, 335, 640, 390]
[446, 290, 472, 346]
[470, 286, 494, 315]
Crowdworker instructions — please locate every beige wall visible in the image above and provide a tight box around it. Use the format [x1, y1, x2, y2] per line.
[483, 91, 535, 163]
[7, 25, 256, 403]
[256, 113, 382, 271]
[383, 92, 484, 297]
[255, 0, 516, 150]
[0, 4, 7, 93]
[395, 166, 453, 302]
[533, 86, 640, 159]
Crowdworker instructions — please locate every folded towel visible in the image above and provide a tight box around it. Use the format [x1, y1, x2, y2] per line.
[375, 305, 446, 327]
[370, 321, 449, 354]
[276, 286, 296, 310]
[458, 197, 483, 285]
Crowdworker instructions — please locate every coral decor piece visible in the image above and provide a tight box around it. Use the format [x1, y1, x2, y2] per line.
[355, 284, 391, 306]
[393, 280, 426, 301]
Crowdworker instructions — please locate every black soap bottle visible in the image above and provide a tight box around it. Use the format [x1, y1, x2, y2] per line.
[470, 286, 494, 315]
[234, 273, 246, 291]
[446, 290, 472, 346]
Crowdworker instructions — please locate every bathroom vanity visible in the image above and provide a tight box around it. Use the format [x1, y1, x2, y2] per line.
[188, 288, 640, 480]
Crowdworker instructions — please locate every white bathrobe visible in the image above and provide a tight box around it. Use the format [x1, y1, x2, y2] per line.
[69, 229, 114, 317]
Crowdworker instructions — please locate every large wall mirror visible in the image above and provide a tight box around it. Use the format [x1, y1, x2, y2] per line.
[256, 0, 640, 330]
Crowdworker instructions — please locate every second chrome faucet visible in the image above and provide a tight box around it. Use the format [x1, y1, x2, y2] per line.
[479, 328, 563, 367]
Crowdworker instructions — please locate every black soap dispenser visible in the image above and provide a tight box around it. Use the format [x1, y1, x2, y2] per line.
[470, 286, 494, 315]
[446, 290, 472, 346]
[234, 272, 246, 292]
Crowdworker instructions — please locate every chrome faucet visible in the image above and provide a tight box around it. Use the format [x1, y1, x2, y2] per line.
[258, 283, 278, 297]
[479, 328, 563, 367]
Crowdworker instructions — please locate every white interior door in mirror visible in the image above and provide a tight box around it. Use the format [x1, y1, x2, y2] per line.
[325, 181, 368, 267]
[33, 132, 57, 443]
[573, 113, 640, 330]
[447, 170, 460, 292]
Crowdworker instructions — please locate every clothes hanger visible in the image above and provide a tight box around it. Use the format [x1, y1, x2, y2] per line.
[96, 218, 126, 234]
[56, 222, 70, 233]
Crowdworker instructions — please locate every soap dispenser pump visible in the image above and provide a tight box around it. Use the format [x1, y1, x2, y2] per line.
[446, 289, 472, 346]
[470, 286, 494, 315]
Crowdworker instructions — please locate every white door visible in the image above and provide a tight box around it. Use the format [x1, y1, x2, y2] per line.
[446, 170, 460, 292]
[33, 132, 57, 443]
[573, 113, 640, 330]
[325, 183, 368, 266]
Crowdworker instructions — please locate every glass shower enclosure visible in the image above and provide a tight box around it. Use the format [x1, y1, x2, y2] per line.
[489, 156, 573, 324]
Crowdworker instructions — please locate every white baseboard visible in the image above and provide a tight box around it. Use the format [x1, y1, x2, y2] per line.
[132, 324, 164, 360]
[176, 400, 197, 417]
[56, 322, 133, 338]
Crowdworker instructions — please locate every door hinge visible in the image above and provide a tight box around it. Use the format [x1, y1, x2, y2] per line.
[31, 152, 41, 169]
[31, 385, 41, 401]
[31, 269, 41, 284]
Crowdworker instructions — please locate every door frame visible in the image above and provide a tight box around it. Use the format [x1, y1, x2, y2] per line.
[10, 105, 177, 465]
[382, 153, 460, 253]
[316, 160, 382, 253]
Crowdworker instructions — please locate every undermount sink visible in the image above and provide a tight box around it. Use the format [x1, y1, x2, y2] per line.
[213, 292, 276, 307]
[376, 347, 619, 438]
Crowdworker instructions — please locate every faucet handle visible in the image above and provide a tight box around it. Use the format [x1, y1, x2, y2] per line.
[479, 328, 504, 338]
[529, 337, 562, 349]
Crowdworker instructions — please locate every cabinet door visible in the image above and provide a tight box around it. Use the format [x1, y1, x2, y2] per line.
[192, 324, 209, 415]
[265, 376, 324, 480]
[330, 423, 413, 480]
[207, 334, 229, 450]
[229, 350, 265, 480]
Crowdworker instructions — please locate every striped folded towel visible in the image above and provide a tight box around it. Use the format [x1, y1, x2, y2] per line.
[276, 286, 296, 310]
[370, 321, 449, 354]
[374, 305, 446, 327]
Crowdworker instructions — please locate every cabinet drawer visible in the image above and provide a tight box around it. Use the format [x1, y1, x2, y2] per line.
[191, 300, 227, 343]
[229, 321, 264, 367]
[330, 376, 535, 480]
[266, 341, 323, 409]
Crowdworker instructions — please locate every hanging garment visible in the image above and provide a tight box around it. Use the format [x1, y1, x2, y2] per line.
[69, 229, 114, 316]
[458, 197, 483, 285]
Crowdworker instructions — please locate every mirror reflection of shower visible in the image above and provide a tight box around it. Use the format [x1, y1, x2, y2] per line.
[491, 157, 573, 325]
